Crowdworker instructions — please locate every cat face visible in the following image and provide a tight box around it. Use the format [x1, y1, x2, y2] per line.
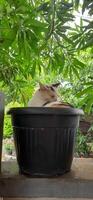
[39, 82, 60, 103]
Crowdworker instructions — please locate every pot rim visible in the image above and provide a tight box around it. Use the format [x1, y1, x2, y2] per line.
[7, 107, 84, 116]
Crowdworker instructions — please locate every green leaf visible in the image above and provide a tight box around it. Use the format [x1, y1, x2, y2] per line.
[54, 53, 65, 68]
[69, 66, 73, 81]
[70, 33, 82, 41]
[63, 65, 69, 78]
[81, 37, 93, 50]
[72, 66, 80, 79]
[59, 54, 65, 73]
[57, 32, 73, 44]
[31, 61, 36, 78]
[75, 0, 80, 9]
[76, 86, 93, 98]
[26, 29, 39, 53]
[26, 19, 47, 29]
[84, 81, 93, 86]
[85, 96, 93, 113]
[73, 58, 85, 68]
[0, 18, 17, 47]
[18, 30, 24, 54]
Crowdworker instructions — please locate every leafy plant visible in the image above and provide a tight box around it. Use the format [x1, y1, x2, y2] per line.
[75, 130, 90, 157]
[0, 0, 93, 113]
[4, 143, 14, 155]
[88, 124, 93, 132]
[4, 116, 13, 139]
[4, 101, 23, 138]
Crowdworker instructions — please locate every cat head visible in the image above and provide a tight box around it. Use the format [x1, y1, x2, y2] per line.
[38, 82, 60, 103]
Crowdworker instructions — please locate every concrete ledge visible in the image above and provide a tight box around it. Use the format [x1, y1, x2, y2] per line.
[2, 199, 93, 200]
[0, 158, 93, 198]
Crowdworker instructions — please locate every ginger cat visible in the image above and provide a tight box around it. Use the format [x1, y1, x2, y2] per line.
[28, 82, 72, 108]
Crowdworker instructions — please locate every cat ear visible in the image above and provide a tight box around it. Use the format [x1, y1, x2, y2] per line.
[39, 82, 47, 90]
[52, 82, 60, 88]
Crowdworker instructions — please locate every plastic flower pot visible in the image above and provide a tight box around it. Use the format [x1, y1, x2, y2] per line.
[8, 107, 84, 177]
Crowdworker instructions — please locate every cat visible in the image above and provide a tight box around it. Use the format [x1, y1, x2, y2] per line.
[28, 82, 72, 107]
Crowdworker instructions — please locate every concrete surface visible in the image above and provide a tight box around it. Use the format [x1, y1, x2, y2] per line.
[0, 158, 93, 198]
[1, 157, 93, 180]
[3, 198, 93, 200]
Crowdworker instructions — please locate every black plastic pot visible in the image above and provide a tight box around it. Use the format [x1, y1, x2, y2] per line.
[8, 107, 84, 177]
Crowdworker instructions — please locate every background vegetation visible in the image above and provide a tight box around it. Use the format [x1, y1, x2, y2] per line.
[0, 0, 93, 156]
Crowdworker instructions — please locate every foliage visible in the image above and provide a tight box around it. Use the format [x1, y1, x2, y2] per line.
[0, 1, 86, 78]
[0, 0, 93, 112]
[4, 101, 23, 138]
[4, 143, 14, 155]
[88, 124, 93, 133]
[75, 130, 90, 157]
[4, 116, 12, 138]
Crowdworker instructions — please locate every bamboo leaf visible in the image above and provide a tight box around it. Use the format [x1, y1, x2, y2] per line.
[81, 37, 93, 50]
[75, 0, 80, 9]
[31, 61, 36, 78]
[76, 86, 93, 97]
[85, 96, 93, 113]
[72, 66, 80, 79]
[73, 58, 85, 68]
[63, 65, 69, 78]
[18, 30, 24, 54]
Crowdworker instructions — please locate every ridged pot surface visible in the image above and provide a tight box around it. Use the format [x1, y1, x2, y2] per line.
[8, 107, 84, 177]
